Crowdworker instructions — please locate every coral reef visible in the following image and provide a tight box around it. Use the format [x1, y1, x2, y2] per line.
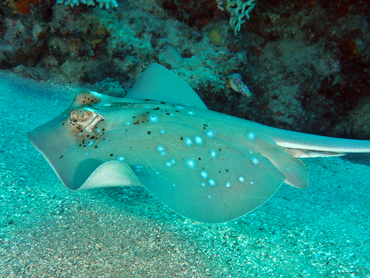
[0, 0, 369, 138]
[222, 0, 256, 35]
[335, 97, 370, 139]
[161, 0, 218, 28]
[56, 0, 118, 9]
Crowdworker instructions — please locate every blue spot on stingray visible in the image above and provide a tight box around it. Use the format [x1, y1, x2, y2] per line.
[184, 137, 193, 146]
[185, 158, 196, 169]
[206, 130, 216, 138]
[149, 114, 160, 123]
[194, 135, 203, 145]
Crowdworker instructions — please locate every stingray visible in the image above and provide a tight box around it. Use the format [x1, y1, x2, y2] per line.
[28, 63, 370, 223]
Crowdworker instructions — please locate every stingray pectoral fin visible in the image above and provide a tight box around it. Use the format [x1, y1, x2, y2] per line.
[78, 161, 143, 190]
[28, 120, 143, 191]
[127, 63, 208, 109]
[255, 137, 309, 189]
[136, 134, 287, 223]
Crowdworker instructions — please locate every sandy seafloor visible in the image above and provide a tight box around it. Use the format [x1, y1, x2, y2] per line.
[0, 70, 369, 277]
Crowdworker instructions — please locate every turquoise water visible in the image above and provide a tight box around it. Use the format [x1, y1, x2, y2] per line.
[0, 72, 369, 276]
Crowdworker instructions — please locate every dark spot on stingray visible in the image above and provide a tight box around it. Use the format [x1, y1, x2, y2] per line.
[166, 113, 170, 115]
[226, 169, 229, 172]
[95, 145, 98, 148]
[180, 137, 183, 140]
[147, 131, 151, 135]
[59, 155, 64, 159]
[110, 154, 113, 157]
[90, 136, 96, 139]
[144, 99, 151, 101]
[175, 110, 179, 112]
[153, 107, 160, 110]
[198, 157, 201, 160]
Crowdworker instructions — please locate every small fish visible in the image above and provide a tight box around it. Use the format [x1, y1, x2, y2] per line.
[229, 73, 252, 97]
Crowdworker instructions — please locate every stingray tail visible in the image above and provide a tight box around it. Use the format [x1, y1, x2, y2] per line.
[268, 127, 370, 158]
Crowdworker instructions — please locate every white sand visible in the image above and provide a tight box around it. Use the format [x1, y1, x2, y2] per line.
[0, 71, 369, 277]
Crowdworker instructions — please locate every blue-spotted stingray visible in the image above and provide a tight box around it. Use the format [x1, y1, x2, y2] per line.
[28, 63, 370, 223]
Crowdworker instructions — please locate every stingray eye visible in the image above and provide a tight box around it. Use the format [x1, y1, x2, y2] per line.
[70, 110, 93, 123]
[69, 109, 104, 134]
[80, 111, 92, 122]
